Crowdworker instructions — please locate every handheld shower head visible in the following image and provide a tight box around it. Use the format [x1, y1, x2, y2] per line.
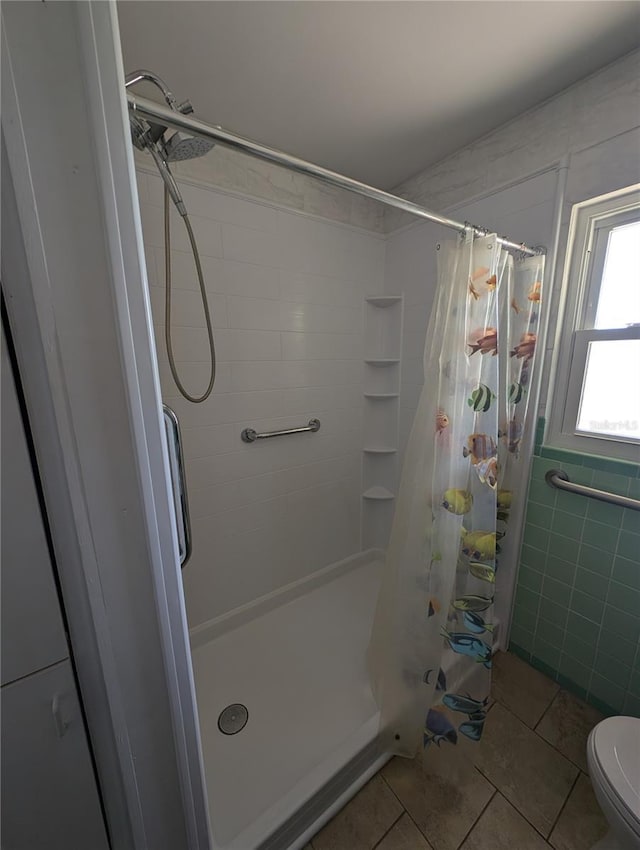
[147, 144, 188, 217]
[126, 70, 218, 404]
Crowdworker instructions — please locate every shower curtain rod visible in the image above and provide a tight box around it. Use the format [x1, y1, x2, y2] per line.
[127, 93, 540, 255]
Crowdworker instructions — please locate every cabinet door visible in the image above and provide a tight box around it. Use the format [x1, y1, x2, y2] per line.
[1, 330, 68, 684]
[1, 660, 110, 849]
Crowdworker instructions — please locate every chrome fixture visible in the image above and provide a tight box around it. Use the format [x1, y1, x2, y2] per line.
[546, 469, 640, 512]
[164, 132, 216, 162]
[241, 419, 321, 443]
[126, 91, 543, 256]
[124, 69, 182, 111]
[125, 70, 216, 403]
[163, 404, 192, 566]
[124, 69, 213, 214]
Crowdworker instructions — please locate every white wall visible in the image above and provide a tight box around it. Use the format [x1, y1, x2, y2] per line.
[136, 169, 385, 626]
[386, 48, 640, 232]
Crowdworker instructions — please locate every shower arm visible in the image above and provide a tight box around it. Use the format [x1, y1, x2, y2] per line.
[124, 69, 193, 116]
[126, 91, 543, 256]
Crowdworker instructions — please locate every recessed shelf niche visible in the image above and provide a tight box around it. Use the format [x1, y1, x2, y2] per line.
[362, 294, 403, 550]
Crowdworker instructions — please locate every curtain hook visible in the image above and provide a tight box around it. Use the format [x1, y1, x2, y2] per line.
[462, 222, 475, 244]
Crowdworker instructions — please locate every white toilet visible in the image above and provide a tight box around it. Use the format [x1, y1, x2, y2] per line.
[587, 716, 640, 850]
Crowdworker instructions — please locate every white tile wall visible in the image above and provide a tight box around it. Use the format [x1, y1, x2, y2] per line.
[137, 169, 384, 625]
[166, 146, 387, 233]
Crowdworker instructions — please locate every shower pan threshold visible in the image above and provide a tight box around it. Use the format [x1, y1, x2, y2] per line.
[189, 550, 388, 850]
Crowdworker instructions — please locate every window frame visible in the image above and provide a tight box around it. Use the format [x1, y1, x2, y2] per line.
[547, 185, 640, 462]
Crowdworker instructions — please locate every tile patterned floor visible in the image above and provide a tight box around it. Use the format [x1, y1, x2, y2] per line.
[305, 651, 609, 850]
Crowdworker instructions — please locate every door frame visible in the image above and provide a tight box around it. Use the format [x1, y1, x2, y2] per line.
[1, 2, 210, 847]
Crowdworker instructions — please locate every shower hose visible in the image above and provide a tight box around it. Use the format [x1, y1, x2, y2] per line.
[163, 185, 217, 403]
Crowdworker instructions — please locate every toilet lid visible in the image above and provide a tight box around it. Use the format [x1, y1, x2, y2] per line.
[592, 716, 640, 821]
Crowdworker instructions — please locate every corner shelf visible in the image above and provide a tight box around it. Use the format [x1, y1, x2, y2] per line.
[362, 293, 404, 550]
[362, 486, 395, 501]
[365, 296, 403, 308]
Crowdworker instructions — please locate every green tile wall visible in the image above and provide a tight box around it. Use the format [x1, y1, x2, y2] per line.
[510, 426, 640, 718]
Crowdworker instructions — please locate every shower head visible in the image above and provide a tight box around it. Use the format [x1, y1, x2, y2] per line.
[164, 132, 216, 162]
[125, 69, 215, 215]
[125, 69, 215, 160]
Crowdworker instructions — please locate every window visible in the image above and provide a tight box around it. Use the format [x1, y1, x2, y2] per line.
[549, 185, 640, 461]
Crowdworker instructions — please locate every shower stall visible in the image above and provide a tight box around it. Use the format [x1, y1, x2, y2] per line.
[131, 91, 394, 848]
[2, 3, 561, 849]
[125, 70, 545, 850]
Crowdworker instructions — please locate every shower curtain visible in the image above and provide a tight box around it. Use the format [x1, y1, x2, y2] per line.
[368, 232, 544, 760]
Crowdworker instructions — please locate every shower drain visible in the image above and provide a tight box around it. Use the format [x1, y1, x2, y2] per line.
[217, 703, 249, 735]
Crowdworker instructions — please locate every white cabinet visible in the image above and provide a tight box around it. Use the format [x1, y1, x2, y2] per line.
[1, 331, 68, 685]
[1, 327, 109, 848]
[1, 660, 109, 850]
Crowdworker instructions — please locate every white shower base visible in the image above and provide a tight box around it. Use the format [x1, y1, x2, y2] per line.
[189, 550, 387, 850]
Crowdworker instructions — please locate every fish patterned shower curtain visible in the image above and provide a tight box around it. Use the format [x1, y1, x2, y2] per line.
[368, 232, 544, 761]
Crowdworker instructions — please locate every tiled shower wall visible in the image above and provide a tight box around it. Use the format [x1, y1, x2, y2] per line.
[510, 435, 640, 717]
[136, 167, 385, 627]
[169, 144, 386, 233]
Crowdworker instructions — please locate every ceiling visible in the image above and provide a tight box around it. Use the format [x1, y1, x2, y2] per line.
[117, 1, 640, 189]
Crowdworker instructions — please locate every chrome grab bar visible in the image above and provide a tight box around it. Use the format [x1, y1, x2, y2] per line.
[163, 404, 192, 567]
[545, 469, 640, 513]
[241, 418, 321, 444]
